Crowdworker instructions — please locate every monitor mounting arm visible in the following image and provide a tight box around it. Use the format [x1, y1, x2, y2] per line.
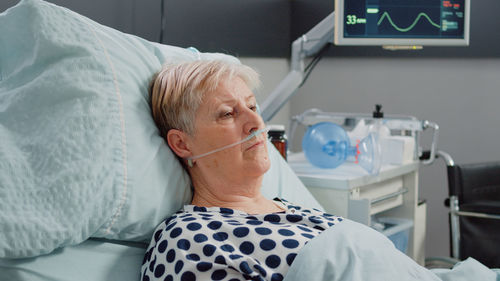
[260, 12, 335, 122]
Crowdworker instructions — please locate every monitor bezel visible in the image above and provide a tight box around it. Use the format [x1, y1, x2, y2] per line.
[334, 0, 470, 46]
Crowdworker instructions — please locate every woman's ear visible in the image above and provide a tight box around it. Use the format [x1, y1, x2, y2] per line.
[166, 129, 192, 159]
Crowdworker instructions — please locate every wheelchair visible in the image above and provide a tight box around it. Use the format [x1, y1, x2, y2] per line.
[432, 150, 500, 268]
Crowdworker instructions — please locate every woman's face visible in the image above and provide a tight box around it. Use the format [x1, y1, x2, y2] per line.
[187, 77, 270, 182]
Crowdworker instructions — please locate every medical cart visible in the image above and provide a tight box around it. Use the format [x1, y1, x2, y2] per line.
[287, 109, 439, 265]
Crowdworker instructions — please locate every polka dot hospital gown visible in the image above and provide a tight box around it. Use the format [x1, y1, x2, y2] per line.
[141, 198, 344, 281]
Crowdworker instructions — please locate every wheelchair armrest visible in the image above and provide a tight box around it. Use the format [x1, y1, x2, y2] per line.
[461, 201, 500, 215]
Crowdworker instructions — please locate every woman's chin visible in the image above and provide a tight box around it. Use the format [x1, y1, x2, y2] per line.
[249, 156, 271, 176]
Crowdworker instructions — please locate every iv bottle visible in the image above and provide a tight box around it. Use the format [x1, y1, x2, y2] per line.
[367, 104, 389, 173]
[369, 104, 390, 137]
[268, 125, 288, 160]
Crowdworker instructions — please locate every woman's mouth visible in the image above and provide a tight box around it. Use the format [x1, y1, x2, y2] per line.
[246, 140, 264, 151]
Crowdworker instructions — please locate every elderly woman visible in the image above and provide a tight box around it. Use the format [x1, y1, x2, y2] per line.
[140, 60, 343, 281]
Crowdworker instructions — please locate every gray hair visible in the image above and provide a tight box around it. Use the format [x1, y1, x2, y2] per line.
[149, 60, 261, 137]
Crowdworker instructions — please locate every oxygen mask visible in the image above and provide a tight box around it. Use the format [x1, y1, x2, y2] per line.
[301, 122, 382, 174]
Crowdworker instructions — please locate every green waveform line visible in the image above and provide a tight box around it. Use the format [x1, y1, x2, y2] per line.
[377, 11, 441, 32]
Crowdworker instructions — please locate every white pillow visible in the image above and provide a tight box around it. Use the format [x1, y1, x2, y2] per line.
[0, 0, 321, 259]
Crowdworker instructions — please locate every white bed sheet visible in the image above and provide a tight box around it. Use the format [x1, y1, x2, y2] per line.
[0, 239, 146, 281]
[283, 219, 500, 281]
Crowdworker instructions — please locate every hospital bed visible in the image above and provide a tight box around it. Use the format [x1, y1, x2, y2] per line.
[1, 1, 499, 281]
[0, 1, 323, 280]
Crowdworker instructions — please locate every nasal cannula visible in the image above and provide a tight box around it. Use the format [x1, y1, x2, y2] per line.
[186, 127, 269, 167]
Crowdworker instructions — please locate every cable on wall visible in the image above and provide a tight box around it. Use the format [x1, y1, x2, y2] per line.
[159, 0, 167, 43]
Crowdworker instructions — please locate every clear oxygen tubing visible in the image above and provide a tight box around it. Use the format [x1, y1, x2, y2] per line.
[186, 127, 270, 167]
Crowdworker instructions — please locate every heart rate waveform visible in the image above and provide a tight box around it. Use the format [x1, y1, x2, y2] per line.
[342, 0, 466, 40]
[374, 5, 442, 37]
[377, 11, 441, 33]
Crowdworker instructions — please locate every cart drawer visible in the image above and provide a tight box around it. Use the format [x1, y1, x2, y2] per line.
[352, 176, 405, 215]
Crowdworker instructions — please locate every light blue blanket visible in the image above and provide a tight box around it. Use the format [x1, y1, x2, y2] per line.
[284, 219, 499, 281]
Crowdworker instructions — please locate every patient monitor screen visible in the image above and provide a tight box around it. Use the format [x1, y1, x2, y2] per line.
[334, 0, 469, 46]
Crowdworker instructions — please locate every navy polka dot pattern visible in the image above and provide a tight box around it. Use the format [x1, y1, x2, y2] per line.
[141, 198, 343, 281]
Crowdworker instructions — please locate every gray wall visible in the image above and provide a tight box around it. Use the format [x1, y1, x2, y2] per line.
[0, 0, 160, 42]
[0, 0, 19, 12]
[3, 0, 500, 258]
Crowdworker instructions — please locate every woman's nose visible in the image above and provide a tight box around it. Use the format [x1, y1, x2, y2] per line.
[243, 107, 264, 134]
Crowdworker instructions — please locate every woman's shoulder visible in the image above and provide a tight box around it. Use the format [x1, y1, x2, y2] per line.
[157, 209, 200, 227]
[150, 210, 186, 237]
[274, 197, 331, 215]
[152, 206, 235, 234]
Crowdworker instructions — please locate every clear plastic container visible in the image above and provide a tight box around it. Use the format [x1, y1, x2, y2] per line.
[375, 217, 414, 254]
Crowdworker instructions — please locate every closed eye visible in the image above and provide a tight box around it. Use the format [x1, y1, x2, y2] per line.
[221, 110, 234, 119]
